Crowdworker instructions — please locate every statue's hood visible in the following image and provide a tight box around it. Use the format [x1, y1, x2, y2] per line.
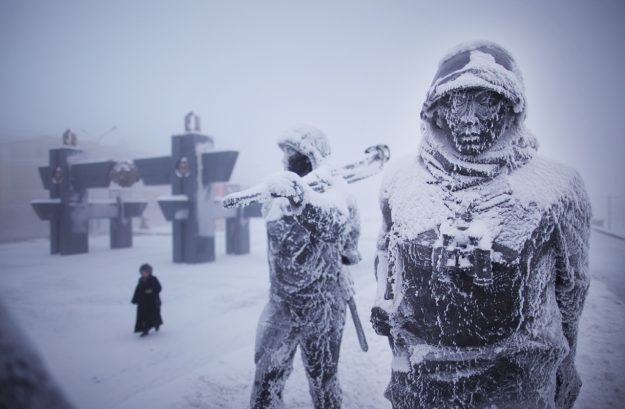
[421, 41, 526, 121]
[278, 125, 331, 170]
[419, 41, 538, 190]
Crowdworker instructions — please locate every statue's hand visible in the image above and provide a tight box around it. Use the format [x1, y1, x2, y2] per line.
[370, 306, 391, 336]
[264, 171, 306, 206]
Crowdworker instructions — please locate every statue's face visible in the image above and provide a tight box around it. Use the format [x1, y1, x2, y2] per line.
[437, 88, 513, 156]
[282, 146, 312, 177]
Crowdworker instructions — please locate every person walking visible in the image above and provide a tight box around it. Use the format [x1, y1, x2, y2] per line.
[131, 263, 163, 337]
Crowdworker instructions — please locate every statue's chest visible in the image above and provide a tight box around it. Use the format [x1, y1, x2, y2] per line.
[388, 174, 545, 267]
[385, 171, 555, 339]
[266, 217, 311, 255]
[387, 195, 550, 346]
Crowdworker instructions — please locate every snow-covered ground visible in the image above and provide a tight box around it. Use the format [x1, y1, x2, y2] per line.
[1, 216, 624, 409]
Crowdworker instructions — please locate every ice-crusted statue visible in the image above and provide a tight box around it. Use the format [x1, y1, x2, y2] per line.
[250, 126, 361, 409]
[371, 41, 591, 409]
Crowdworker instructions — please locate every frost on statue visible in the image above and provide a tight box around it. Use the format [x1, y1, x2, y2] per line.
[371, 41, 591, 409]
[251, 126, 361, 409]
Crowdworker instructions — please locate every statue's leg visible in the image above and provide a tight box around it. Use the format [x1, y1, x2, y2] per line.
[250, 300, 298, 409]
[300, 299, 346, 409]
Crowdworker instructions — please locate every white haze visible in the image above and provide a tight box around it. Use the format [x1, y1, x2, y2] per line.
[1, 0, 624, 219]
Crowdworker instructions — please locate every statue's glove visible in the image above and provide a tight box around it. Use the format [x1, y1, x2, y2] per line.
[370, 306, 391, 336]
[264, 171, 307, 207]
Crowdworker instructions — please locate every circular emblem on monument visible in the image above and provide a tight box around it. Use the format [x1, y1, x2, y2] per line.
[110, 160, 141, 187]
[51, 166, 64, 185]
[175, 156, 192, 178]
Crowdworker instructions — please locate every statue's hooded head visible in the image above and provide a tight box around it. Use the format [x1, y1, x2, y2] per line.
[421, 41, 535, 158]
[277, 125, 331, 177]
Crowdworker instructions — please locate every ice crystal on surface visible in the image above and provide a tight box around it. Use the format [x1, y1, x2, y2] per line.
[372, 41, 591, 409]
[251, 127, 361, 409]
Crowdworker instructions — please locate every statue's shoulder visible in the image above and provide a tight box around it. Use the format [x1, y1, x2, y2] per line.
[378, 154, 447, 236]
[509, 154, 588, 209]
[380, 154, 428, 199]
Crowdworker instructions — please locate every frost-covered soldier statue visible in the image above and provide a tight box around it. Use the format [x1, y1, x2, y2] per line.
[251, 126, 361, 409]
[371, 41, 591, 409]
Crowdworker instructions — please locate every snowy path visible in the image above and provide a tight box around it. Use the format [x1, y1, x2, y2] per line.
[588, 230, 625, 302]
[0, 220, 624, 409]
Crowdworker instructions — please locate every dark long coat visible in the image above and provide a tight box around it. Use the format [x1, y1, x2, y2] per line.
[131, 275, 163, 333]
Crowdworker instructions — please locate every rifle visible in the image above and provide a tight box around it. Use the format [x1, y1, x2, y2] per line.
[348, 297, 369, 352]
[221, 144, 390, 209]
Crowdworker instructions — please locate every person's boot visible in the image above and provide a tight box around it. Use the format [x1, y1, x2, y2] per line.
[140, 330, 149, 337]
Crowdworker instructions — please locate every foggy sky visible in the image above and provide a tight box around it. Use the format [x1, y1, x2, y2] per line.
[1, 0, 624, 218]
